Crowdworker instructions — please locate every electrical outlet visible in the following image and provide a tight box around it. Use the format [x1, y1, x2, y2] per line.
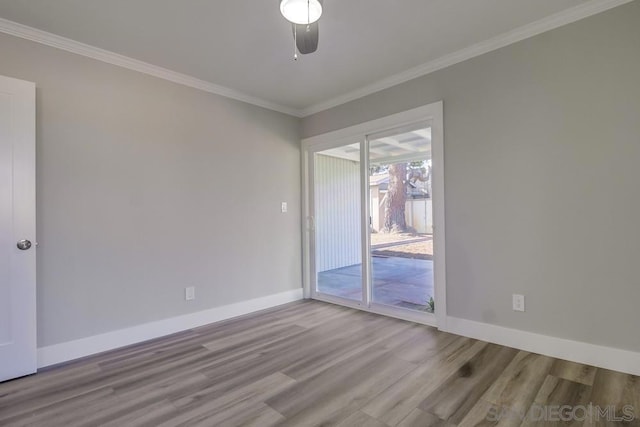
[512, 294, 525, 312]
[185, 286, 195, 301]
[281, 202, 288, 213]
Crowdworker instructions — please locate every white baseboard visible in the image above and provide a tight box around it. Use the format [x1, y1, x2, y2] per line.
[37, 288, 304, 368]
[444, 316, 640, 377]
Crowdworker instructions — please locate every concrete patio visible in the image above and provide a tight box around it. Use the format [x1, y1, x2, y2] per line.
[317, 255, 433, 311]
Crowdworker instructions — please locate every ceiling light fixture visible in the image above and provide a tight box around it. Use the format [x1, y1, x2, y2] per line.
[280, 0, 322, 25]
[280, 0, 323, 60]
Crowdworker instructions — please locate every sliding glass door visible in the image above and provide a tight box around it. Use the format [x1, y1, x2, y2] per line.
[304, 102, 444, 325]
[368, 124, 434, 314]
[312, 142, 364, 304]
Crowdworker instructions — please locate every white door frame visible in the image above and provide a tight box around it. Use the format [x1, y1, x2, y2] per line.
[0, 75, 37, 382]
[302, 101, 446, 328]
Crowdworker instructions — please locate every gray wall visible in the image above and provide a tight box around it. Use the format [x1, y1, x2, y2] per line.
[303, 2, 640, 352]
[0, 33, 301, 347]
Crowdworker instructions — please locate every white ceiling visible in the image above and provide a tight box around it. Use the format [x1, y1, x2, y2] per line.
[0, 0, 620, 115]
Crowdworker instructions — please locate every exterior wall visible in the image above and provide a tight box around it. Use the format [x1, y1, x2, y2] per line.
[406, 198, 433, 234]
[314, 154, 361, 272]
[370, 185, 382, 235]
[370, 192, 433, 234]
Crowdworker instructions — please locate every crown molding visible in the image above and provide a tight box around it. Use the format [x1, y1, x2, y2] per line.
[300, 0, 635, 117]
[0, 0, 633, 118]
[0, 17, 303, 117]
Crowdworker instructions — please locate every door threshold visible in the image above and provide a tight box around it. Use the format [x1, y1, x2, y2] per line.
[312, 295, 437, 328]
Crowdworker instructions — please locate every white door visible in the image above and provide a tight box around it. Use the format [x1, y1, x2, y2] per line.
[0, 75, 36, 382]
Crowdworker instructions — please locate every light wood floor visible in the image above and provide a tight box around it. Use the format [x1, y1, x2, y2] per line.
[0, 300, 638, 426]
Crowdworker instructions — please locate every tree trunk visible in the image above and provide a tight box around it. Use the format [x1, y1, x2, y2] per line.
[383, 163, 407, 233]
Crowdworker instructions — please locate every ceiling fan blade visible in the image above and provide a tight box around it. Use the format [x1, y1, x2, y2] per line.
[293, 22, 319, 54]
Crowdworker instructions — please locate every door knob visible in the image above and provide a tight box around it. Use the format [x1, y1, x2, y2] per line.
[17, 240, 32, 250]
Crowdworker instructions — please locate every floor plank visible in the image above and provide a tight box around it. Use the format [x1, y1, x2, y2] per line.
[520, 375, 591, 427]
[419, 343, 519, 424]
[481, 351, 555, 414]
[266, 346, 416, 426]
[334, 410, 388, 427]
[160, 372, 295, 427]
[397, 408, 454, 427]
[549, 359, 597, 386]
[0, 300, 637, 427]
[361, 337, 487, 426]
[585, 368, 640, 426]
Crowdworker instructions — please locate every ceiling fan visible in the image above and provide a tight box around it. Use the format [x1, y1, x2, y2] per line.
[279, 0, 323, 59]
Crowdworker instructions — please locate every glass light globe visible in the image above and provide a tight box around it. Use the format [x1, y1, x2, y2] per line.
[280, 0, 322, 25]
